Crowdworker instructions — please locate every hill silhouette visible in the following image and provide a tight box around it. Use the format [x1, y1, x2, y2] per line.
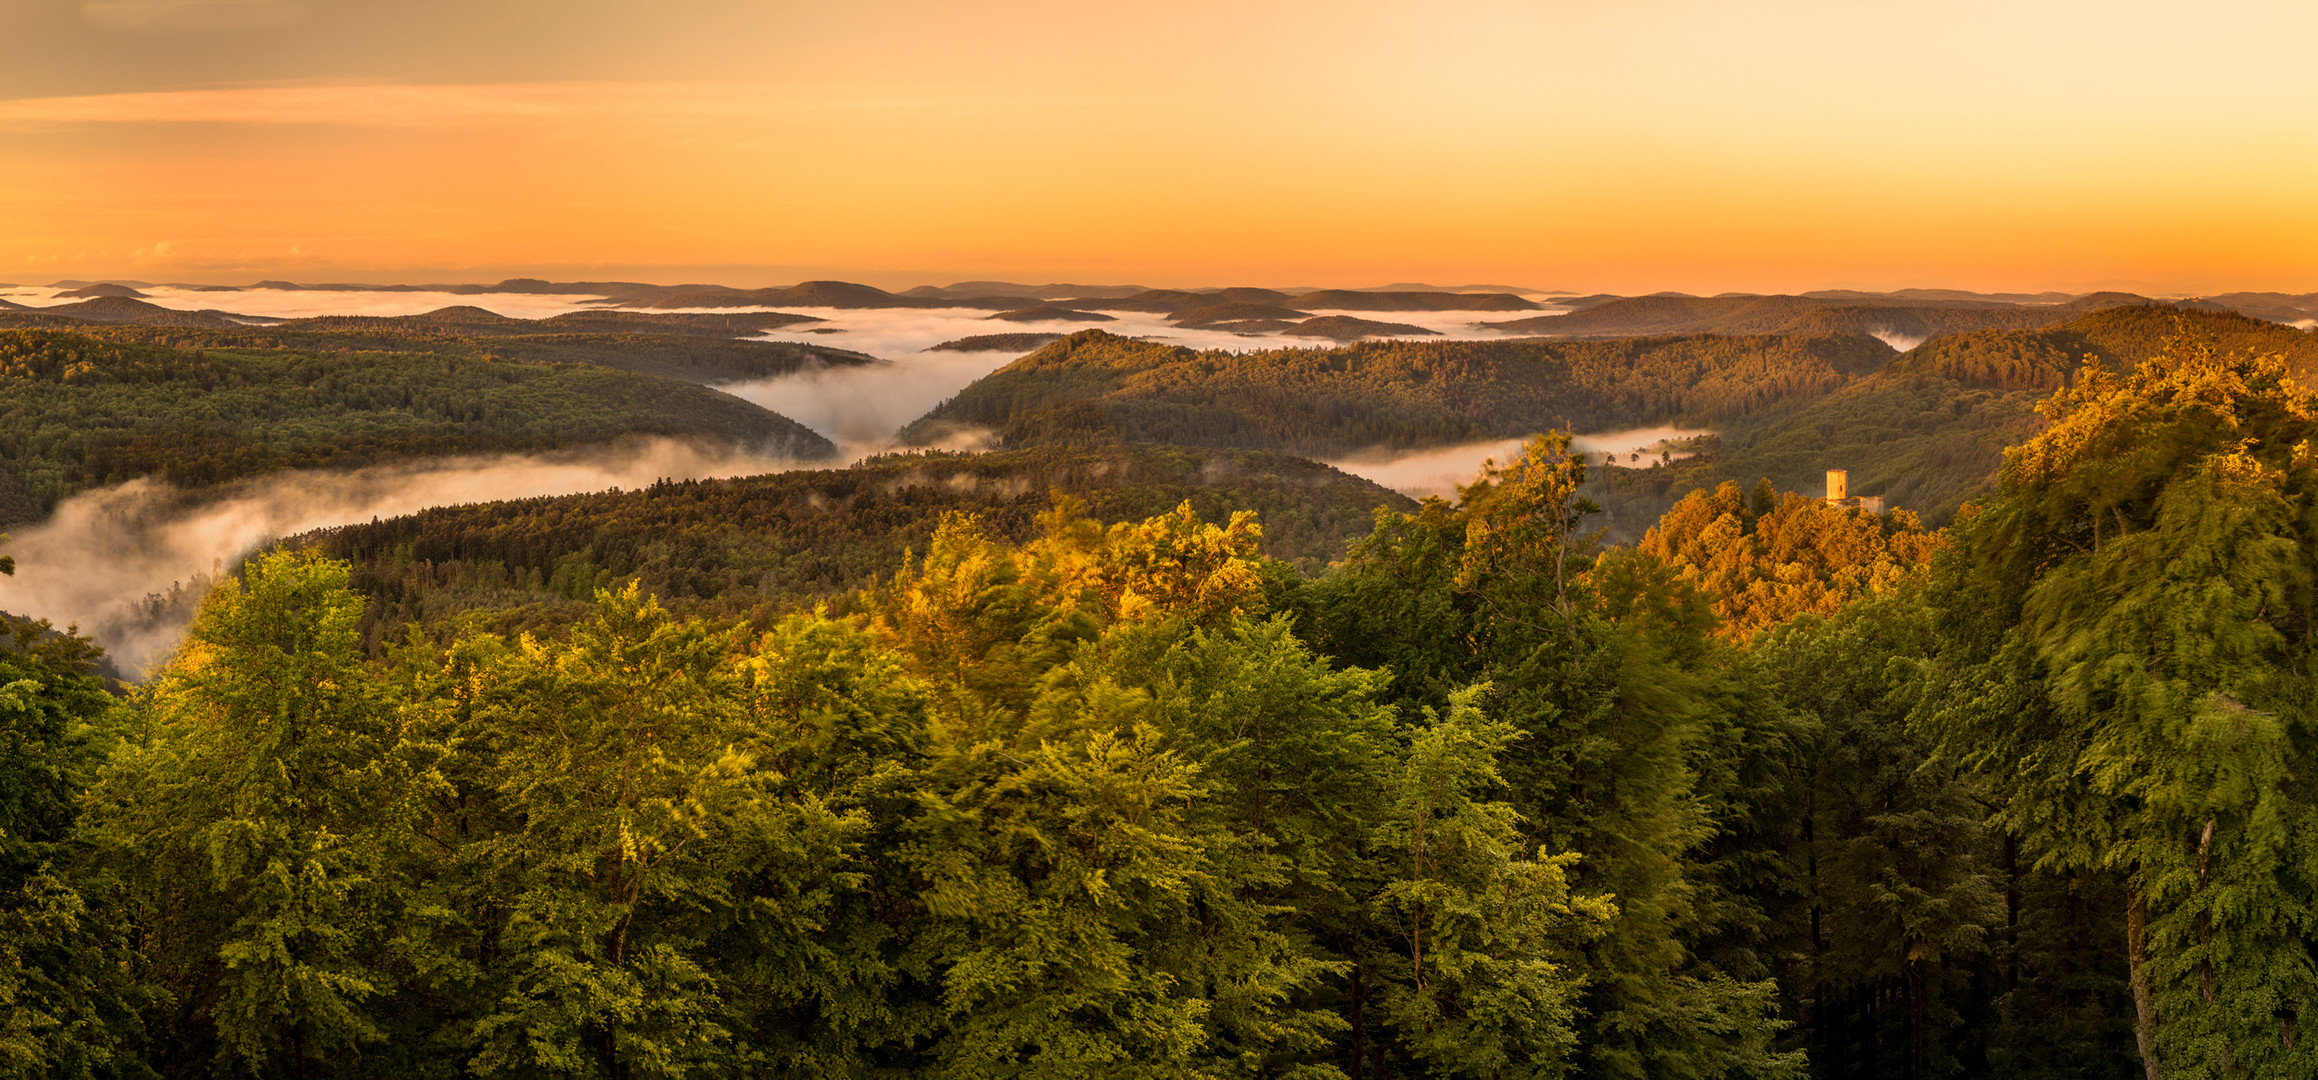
[901, 281, 1150, 300]
[22, 296, 254, 328]
[1283, 315, 1438, 341]
[928, 333, 1068, 353]
[53, 283, 149, 299]
[1168, 302, 1312, 327]
[987, 306, 1116, 323]
[1290, 289, 1540, 312]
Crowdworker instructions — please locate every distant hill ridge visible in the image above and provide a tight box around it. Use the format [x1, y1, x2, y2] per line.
[1489, 293, 2133, 339]
[1885, 305, 2318, 389]
[898, 327, 1895, 457]
[0, 309, 877, 387]
[30, 279, 2318, 332]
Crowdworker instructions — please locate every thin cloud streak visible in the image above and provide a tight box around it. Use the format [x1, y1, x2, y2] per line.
[0, 80, 1111, 129]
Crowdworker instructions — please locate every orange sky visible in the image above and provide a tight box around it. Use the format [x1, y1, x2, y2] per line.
[3, 0, 2315, 294]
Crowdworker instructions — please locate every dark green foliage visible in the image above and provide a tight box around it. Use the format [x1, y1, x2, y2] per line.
[0, 329, 834, 519]
[1310, 435, 1805, 1079]
[1750, 598, 2000, 1078]
[900, 329, 1893, 456]
[1918, 334, 2318, 1077]
[0, 618, 144, 1080]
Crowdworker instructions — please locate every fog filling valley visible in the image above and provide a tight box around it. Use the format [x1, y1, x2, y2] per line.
[0, 439, 816, 674]
[1327, 427, 1714, 500]
[0, 283, 1660, 674]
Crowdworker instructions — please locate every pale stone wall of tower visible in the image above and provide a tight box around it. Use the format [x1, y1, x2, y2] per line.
[1825, 469, 1848, 502]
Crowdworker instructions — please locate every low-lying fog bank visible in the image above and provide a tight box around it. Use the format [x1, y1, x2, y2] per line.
[720, 305, 1563, 451]
[720, 347, 1017, 450]
[1329, 427, 1714, 500]
[741, 304, 1537, 359]
[0, 283, 612, 320]
[0, 438, 818, 675]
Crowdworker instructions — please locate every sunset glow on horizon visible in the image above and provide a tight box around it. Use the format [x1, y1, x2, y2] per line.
[5, 0, 2315, 294]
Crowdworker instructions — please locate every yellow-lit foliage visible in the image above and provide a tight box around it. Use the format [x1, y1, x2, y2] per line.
[1030, 497, 1269, 626]
[1636, 481, 1942, 641]
[871, 496, 1271, 741]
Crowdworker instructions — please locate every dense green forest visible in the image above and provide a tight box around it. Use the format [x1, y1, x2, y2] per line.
[293, 444, 1416, 648]
[898, 328, 1893, 455]
[0, 329, 835, 522]
[5, 309, 2318, 1078]
[10, 329, 2317, 1079]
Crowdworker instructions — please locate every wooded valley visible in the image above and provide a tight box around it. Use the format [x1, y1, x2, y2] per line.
[0, 303, 2314, 1079]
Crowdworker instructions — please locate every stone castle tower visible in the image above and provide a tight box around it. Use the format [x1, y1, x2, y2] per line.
[1825, 469, 1848, 502]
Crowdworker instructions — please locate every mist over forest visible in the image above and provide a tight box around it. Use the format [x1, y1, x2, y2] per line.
[1, 273, 2317, 1080]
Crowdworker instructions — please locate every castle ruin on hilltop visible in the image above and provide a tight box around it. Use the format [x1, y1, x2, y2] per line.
[1823, 469, 1884, 514]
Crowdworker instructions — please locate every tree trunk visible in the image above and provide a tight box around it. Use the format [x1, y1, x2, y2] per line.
[2129, 881, 2160, 1080]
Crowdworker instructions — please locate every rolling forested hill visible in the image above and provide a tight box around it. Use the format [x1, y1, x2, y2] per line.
[1584, 306, 2318, 535]
[1584, 375, 2042, 538]
[16, 307, 2318, 1080]
[899, 328, 1895, 456]
[1488, 293, 2090, 338]
[296, 443, 1416, 644]
[1885, 304, 2318, 388]
[0, 329, 835, 522]
[0, 308, 875, 386]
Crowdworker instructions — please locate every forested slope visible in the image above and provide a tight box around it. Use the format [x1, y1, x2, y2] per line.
[10, 335, 2318, 1077]
[1584, 375, 2044, 538]
[298, 443, 1415, 644]
[1885, 304, 2318, 388]
[0, 310, 875, 386]
[899, 328, 1894, 455]
[1488, 293, 2086, 338]
[0, 329, 835, 522]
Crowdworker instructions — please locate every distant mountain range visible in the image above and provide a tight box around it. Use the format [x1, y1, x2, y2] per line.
[14, 281, 2318, 345]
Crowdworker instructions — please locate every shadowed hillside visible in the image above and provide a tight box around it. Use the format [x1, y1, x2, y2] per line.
[297, 443, 1417, 643]
[1583, 306, 2318, 537]
[1884, 304, 2318, 389]
[898, 328, 1894, 457]
[0, 312, 877, 386]
[1488, 294, 2089, 338]
[0, 328, 836, 521]
[927, 332, 1067, 353]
